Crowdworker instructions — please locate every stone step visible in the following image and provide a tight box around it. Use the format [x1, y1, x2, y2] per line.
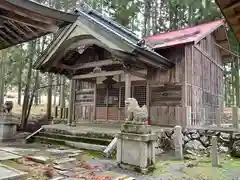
[34, 136, 107, 152]
[37, 132, 111, 146]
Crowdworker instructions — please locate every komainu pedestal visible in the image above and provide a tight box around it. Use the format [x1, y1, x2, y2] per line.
[116, 123, 157, 174]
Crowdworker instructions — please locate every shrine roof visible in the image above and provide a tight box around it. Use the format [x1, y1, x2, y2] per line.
[0, 0, 78, 49]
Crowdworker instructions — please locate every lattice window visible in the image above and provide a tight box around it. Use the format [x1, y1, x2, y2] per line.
[107, 88, 119, 107]
[96, 87, 107, 107]
[133, 86, 146, 107]
[120, 87, 125, 107]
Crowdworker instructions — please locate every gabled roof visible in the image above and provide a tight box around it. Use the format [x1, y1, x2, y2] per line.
[215, 0, 240, 40]
[145, 19, 225, 49]
[0, 0, 78, 50]
[34, 4, 174, 73]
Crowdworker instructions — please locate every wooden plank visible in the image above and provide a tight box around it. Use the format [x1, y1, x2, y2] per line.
[128, 70, 147, 79]
[151, 85, 182, 106]
[72, 70, 124, 80]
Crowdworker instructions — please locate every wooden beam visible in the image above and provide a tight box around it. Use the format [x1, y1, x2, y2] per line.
[228, 13, 240, 22]
[223, 1, 240, 12]
[0, 14, 58, 32]
[0, 29, 17, 44]
[0, 36, 10, 45]
[72, 70, 124, 80]
[138, 55, 167, 69]
[3, 25, 23, 41]
[59, 59, 122, 71]
[214, 41, 240, 59]
[128, 70, 147, 79]
[194, 45, 224, 70]
[7, 21, 30, 38]
[23, 25, 38, 37]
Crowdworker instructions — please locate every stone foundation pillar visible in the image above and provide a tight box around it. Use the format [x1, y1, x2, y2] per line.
[116, 123, 156, 174]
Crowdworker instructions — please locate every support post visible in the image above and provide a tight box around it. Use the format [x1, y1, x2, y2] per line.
[232, 107, 239, 130]
[201, 108, 205, 126]
[183, 106, 192, 127]
[215, 108, 221, 127]
[146, 70, 151, 122]
[92, 80, 97, 123]
[118, 75, 121, 122]
[125, 72, 131, 119]
[68, 79, 76, 126]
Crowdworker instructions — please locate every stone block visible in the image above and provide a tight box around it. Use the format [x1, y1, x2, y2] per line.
[121, 124, 151, 134]
[0, 164, 27, 180]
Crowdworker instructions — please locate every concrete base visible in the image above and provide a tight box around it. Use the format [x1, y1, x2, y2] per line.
[117, 123, 157, 174]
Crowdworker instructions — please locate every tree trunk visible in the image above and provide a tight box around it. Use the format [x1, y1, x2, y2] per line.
[46, 73, 53, 120]
[20, 41, 36, 130]
[143, 0, 151, 36]
[34, 70, 40, 105]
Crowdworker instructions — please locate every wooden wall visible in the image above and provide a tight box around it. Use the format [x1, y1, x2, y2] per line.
[185, 34, 224, 125]
[149, 47, 185, 126]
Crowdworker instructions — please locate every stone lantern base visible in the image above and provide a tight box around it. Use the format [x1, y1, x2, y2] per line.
[116, 123, 157, 174]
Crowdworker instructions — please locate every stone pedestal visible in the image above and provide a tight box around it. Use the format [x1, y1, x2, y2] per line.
[116, 123, 157, 174]
[0, 115, 17, 141]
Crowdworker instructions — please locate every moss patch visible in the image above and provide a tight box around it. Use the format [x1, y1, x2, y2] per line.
[150, 155, 240, 179]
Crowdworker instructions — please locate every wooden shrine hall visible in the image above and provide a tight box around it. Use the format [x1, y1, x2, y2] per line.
[35, 4, 232, 127]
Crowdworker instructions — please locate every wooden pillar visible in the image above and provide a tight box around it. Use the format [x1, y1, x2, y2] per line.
[125, 72, 131, 118]
[146, 70, 151, 120]
[92, 80, 97, 123]
[68, 79, 76, 126]
[118, 75, 121, 122]
[106, 87, 109, 122]
[183, 106, 192, 127]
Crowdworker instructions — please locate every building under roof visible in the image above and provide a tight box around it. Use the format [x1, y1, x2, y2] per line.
[0, 0, 78, 50]
[215, 0, 240, 40]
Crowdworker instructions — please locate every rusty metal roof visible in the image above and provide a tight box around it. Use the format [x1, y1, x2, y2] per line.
[0, 0, 78, 49]
[215, 0, 240, 40]
[145, 19, 225, 49]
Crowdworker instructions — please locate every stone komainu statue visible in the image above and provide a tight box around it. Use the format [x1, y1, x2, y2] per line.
[2, 101, 13, 113]
[125, 98, 148, 124]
